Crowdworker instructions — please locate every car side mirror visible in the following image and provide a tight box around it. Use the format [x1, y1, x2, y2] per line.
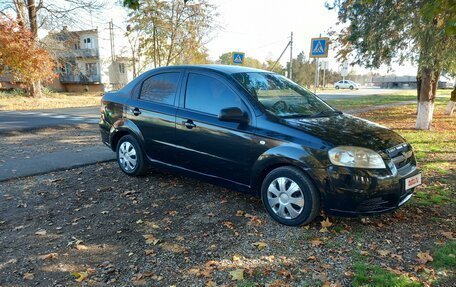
[218, 107, 249, 124]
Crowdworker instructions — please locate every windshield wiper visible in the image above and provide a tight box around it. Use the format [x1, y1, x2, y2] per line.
[309, 110, 343, 118]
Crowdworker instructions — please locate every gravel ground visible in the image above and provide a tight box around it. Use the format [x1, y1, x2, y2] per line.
[1, 161, 454, 286]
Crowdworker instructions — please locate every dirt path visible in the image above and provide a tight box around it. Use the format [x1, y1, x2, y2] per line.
[1, 162, 454, 286]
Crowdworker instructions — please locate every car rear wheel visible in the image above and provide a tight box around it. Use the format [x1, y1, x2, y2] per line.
[116, 135, 148, 176]
[261, 166, 320, 226]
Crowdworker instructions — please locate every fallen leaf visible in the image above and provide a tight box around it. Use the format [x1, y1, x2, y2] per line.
[143, 235, 160, 245]
[23, 272, 34, 280]
[223, 221, 235, 230]
[166, 210, 178, 216]
[360, 250, 369, 256]
[38, 253, 58, 260]
[161, 243, 186, 253]
[440, 231, 454, 240]
[136, 219, 143, 224]
[144, 221, 160, 229]
[310, 238, 324, 247]
[229, 269, 244, 281]
[75, 244, 88, 250]
[35, 229, 47, 236]
[387, 267, 403, 275]
[232, 254, 242, 261]
[377, 250, 391, 257]
[72, 271, 88, 282]
[144, 249, 155, 256]
[252, 241, 268, 250]
[321, 217, 333, 228]
[236, 210, 245, 216]
[416, 251, 433, 264]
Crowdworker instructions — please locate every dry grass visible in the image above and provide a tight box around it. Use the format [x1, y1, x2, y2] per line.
[0, 91, 102, 111]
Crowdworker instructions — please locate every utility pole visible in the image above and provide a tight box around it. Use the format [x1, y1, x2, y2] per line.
[109, 20, 116, 61]
[289, 32, 293, 80]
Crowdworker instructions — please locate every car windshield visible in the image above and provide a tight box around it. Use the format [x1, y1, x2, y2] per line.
[233, 72, 338, 118]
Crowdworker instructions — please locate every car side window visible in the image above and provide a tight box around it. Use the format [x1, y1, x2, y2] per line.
[185, 73, 244, 116]
[140, 73, 180, 105]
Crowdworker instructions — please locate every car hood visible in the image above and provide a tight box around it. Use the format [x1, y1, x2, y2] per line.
[284, 113, 405, 151]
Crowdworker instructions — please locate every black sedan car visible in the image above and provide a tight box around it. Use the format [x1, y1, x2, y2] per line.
[99, 65, 421, 226]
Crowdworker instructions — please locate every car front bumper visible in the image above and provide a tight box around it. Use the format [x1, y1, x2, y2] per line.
[319, 163, 420, 216]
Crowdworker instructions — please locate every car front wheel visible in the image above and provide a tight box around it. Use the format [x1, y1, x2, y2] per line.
[349, 85, 354, 90]
[116, 135, 148, 176]
[261, 166, 320, 226]
[335, 86, 339, 89]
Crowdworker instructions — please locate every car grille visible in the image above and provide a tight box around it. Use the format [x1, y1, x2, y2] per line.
[385, 143, 413, 169]
[357, 196, 393, 212]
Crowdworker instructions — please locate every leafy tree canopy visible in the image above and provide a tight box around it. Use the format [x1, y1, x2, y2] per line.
[0, 17, 54, 91]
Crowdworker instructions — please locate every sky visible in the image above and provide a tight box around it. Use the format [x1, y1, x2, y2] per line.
[206, 0, 417, 75]
[36, 0, 418, 76]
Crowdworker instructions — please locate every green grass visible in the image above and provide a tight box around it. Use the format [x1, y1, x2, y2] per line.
[325, 89, 451, 111]
[432, 241, 456, 269]
[352, 261, 422, 287]
[326, 94, 415, 110]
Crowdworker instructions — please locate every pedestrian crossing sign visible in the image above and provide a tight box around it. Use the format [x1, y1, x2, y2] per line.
[310, 37, 329, 58]
[232, 52, 245, 65]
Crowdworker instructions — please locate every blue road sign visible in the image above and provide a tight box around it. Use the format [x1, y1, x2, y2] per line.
[232, 52, 245, 65]
[310, 37, 329, 58]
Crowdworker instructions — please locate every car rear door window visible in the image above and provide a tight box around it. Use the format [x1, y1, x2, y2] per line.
[140, 73, 180, 105]
[185, 73, 243, 115]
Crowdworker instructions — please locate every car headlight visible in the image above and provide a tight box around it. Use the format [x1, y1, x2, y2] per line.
[328, 146, 386, 169]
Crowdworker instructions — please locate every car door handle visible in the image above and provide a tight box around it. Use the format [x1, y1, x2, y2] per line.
[132, 108, 141, 116]
[182, 120, 196, 129]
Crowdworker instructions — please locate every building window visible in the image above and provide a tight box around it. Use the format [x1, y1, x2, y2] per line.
[85, 63, 97, 76]
[119, 63, 126, 74]
[83, 38, 93, 49]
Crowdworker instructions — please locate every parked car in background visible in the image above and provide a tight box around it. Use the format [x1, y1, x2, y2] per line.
[334, 80, 360, 90]
[99, 65, 421, 226]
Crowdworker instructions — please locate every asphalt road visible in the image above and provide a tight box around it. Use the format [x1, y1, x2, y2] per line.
[0, 106, 100, 134]
[0, 87, 411, 182]
[0, 88, 408, 133]
[318, 88, 405, 99]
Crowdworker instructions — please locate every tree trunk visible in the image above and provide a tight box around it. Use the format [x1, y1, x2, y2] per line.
[27, 0, 38, 37]
[416, 67, 421, 114]
[415, 67, 438, 130]
[28, 80, 43, 98]
[445, 88, 456, 116]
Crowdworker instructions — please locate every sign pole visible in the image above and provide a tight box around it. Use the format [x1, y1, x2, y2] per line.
[309, 35, 330, 94]
[323, 61, 326, 88]
[314, 58, 319, 94]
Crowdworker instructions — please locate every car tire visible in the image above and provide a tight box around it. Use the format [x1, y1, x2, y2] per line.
[116, 135, 148, 176]
[349, 85, 354, 90]
[335, 86, 339, 89]
[261, 166, 320, 226]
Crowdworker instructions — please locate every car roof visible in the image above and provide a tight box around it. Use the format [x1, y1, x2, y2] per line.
[148, 64, 270, 75]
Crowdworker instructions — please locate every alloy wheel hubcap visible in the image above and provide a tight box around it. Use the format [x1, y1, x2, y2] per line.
[267, 177, 304, 220]
[119, 141, 137, 171]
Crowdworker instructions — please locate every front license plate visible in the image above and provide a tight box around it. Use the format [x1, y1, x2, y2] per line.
[405, 173, 422, 190]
